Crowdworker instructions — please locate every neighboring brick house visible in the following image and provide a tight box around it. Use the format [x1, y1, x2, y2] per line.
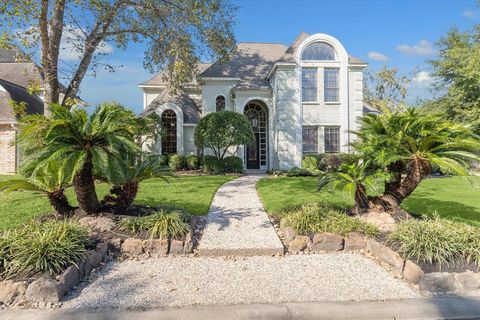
[139, 32, 369, 171]
[0, 48, 46, 174]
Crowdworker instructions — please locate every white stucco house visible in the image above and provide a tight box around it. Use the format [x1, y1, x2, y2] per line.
[139, 32, 368, 171]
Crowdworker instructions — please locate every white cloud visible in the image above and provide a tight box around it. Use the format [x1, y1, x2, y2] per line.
[396, 40, 436, 56]
[367, 51, 388, 61]
[60, 26, 114, 61]
[412, 71, 433, 85]
[463, 10, 477, 18]
[406, 71, 436, 102]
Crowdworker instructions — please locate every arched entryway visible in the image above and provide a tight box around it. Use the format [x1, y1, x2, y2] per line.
[244, 101, 268, 170]
[161, 109, 177, 155]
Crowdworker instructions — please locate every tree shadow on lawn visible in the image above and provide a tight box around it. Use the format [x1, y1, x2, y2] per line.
[402, 189, 480, 227]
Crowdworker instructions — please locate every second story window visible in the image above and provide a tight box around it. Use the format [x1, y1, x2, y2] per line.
[324, 68, 339, 103]
[302, 68, 317, 102]
[216, 95, 225, 112]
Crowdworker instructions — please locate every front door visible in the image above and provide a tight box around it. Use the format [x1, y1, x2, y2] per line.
[246, 132, 260, 169]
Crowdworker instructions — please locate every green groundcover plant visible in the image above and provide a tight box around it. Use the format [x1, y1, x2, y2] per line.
[0, 220, 91, 279]
[120, 207, 191, 239]
[280, 202, 378, 237]
[389, 214, 480, 268]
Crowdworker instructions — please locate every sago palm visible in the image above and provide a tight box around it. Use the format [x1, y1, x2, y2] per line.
[353, 108, 480, 210]
[0, 161, 74, 216]
[21, 103, 140, 214]
[104, 154, 169, 211]
[317, 161, 387, 211]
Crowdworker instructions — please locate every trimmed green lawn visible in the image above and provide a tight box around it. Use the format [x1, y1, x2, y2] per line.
[257, 176, 480, 226]
[0, 175, 234, 230]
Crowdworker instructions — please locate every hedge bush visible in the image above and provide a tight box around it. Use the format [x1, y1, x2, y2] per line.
[203, 155, 223, 173]
[159, 155, 168, 166]
[0, 220, 91, 278]
[389, 215, 480, 267]
[168, 154, 187, 171]
[223, 156, 243, 173]
[318, 153, 362, 172]
[120, 207, 191, 239]
[186, 155, 200, 170]
[281, 202, 378, 237]
[286, 167, 313, 177]
[301, 155, 322, 174]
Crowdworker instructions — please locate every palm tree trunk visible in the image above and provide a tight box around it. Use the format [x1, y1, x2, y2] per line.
[47, 190, 74, 216]
[354, 184, 369, 211]
[73, 151, 99, 214]
[370, 157, 430, 210]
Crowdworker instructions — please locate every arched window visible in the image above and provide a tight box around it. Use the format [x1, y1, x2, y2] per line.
[161, 109, 177, 155]
[301, 42, 335, 61]
[216, 95, 226, 112]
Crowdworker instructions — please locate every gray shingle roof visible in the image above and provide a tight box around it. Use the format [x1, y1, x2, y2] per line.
[0, 47, 29, 63]
[0, 63, 43, 89]
[200, 42, 288, 87]
[140, 63, 212, 87]
[141, 88, 200, 124]
[0, 79, 44, 123]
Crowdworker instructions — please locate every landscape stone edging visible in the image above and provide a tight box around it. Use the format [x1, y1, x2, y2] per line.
[0, 242, 110, 309]
[281, 228, 480, 295]
[120, 231, 194, 258]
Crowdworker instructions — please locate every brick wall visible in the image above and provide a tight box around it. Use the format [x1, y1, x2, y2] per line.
[0, 125, 17, 174]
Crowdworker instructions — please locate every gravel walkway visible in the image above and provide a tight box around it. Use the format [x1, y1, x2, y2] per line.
[196, 175, 284, 256]
[63, 253, 419, 310]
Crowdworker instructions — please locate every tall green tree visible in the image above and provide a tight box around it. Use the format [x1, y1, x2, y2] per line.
[0, 0, 236, 106]
[364, 66, 411, 112]
[426, 25, 480, 133]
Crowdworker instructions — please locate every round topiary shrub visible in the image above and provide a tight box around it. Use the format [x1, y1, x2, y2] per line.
[223, 156, 243, 173]
[203, 155, 223, 173]
[186, 155, 200, 170]
[168, 154, 187, 171]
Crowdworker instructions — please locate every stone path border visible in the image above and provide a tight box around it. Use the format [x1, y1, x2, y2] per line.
[196, 175, 284, 256]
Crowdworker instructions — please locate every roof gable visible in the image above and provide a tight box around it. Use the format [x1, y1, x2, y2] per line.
[0, 79, 44, 123]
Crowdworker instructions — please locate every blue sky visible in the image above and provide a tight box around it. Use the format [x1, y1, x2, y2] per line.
[79, 0, 479, 114]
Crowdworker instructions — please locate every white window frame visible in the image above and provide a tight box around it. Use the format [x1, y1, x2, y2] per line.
[301, 68, 318, 103]
[302, 126, 319, 154]
[324, 68, 340, 104]
[324, 126, 341, 153]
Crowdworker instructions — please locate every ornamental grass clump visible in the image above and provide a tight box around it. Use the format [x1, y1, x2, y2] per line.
[120, 208, 191, 239]
[0, 220, 91, 279]
[280, 202, 378, 237]
[389, 214, 480, 268]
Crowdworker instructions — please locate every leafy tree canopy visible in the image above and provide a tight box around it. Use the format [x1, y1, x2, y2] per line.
[194, 111, 255, 161]
[363, 66, 411, 112]
[426, 25, 480, 133]
[0, 0, 236, 105]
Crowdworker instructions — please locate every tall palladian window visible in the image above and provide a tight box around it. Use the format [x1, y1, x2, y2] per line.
[161, 109, 177, 155]
[301, 42, 335, 61]
[216, 95, 225, 112]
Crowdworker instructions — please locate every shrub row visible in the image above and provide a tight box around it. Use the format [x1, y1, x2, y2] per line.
[301, 153, 362, 174]
[389, 214, 480, 268]
[161, 154, 243, 173]
[119, 207, 191, 239]
[281, 202, 379, 237]
[0, 220, 91, 279]
[203, 155, 243, 174]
